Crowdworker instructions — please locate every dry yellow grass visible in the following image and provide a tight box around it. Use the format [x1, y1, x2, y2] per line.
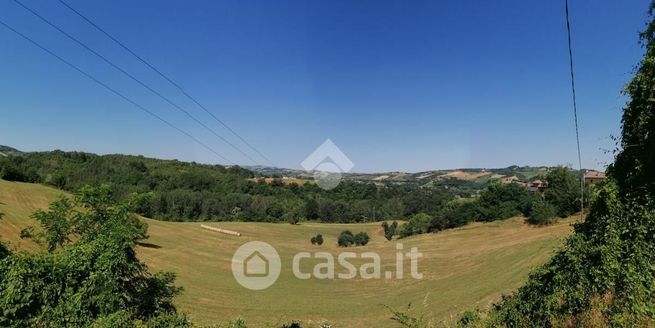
[0, 179, 576, 327]
[442, 170, 492, 181]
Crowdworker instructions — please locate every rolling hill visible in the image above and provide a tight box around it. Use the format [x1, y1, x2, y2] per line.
[0, 179, 577, 326]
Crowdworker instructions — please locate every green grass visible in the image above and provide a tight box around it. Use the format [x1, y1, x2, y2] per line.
[0, 179, 575, 327]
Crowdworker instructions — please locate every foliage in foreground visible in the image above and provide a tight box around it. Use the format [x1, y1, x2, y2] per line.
[0, 212, 9, 260]
[0, 185, 187, 327]
[485, 184, 655, 326]
[460, 3, 655, 325]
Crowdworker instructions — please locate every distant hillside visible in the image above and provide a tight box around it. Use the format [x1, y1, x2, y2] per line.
[247, 164, 564, 193]
[0, 145, 21, 156]
[0, 146, 453, 223]
[0, 145, 584, 227]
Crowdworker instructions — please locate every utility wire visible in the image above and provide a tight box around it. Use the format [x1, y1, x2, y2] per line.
[57, 0, 276, 167]
[0, 18, 234, 165]
[13, 0, 258, 165]
[565, 0, 585, 216]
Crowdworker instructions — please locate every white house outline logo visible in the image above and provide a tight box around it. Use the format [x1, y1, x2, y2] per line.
[244, 250, 268, 277]
[231, 241, 281, 290]
[301, 139, 354, 190]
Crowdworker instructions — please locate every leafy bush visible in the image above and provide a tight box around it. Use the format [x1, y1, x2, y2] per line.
[353, 232, 370, 246]
[337, 230, 354, 247]
[310, 234, 324, 245]
[280, 321, 302, 328]
[222, 317, 247, 328]
[429, 200, 480, 232]
[337, 231, 369, 247]
[0, 212, 9, 259]
[382, 221, 398, 240]
[399, 213, 432, 238]
[457, 310, 480, 327]
[527, 199, 557, 226]
[476, 183, 533, 221]
[544, 166, 581, 217]
[0, 185, 183, 327]
[385, 303, 429, 328]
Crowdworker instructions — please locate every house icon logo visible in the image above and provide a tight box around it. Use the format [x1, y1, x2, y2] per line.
[232, 241, 281, 290]
[244, 251, 269, 277]
[301, 139, 354, 190]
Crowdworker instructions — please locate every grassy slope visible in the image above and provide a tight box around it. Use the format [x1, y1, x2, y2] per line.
[0, 179, 575, 327]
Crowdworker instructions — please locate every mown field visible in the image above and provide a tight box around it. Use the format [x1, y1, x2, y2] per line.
[0, 179, 576, 327]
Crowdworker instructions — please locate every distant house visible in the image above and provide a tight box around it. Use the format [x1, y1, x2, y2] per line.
[584, 170, 607, 185]
[501, 176, 519, 184]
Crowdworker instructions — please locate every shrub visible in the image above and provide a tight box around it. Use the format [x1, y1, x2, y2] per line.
[399, 213, 432, 238]
[457, 310, 480, 327]
[382, 221, 398, 240]
[353, 232, 370, 246]
[338, 231, 370, 247]
[544, 166, 581, 217]
[476, 183, 532, 221]
[280, 321, 302, 328]
[310, 234, 323, 245]
[222, 317, 247, 328]
[0, 212, 7, 259]
[527, 199, 557, 226]
[337, 230, 354, 247]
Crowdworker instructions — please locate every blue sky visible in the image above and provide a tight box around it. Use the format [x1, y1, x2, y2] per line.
[0, 0, 649, 172]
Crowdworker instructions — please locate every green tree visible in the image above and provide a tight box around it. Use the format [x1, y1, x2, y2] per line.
[544, 167, 581, 217]
[399, 213, 432, 238]
[611, 3, 655, 197]
[476, 183, 531, 221]
[353, 232, 370, 246]
[31, 197, 74, 252]
[0, 185, 183, 327]
[527, 199, 557, 226]
[382, 221, 398, 240]
[314, 234, 324, 245]
[337, 230, 354, 247]
[310, 234, 323, 245]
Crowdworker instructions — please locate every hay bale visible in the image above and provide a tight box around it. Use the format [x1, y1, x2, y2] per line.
[200, 224, 241, 236]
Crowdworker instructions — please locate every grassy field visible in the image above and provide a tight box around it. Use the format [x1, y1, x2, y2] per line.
[0, 179, 576, 327]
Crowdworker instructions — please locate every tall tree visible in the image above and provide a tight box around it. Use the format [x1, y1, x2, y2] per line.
[544, 167, 580, 217]
[611, 2, 655, 197]
[0, 185, 185, 327]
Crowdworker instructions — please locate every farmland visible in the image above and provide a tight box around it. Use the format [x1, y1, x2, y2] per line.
[0, 179, 575, 327]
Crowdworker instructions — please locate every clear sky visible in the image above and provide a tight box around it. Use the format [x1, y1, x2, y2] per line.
[0, 0, 649, 172]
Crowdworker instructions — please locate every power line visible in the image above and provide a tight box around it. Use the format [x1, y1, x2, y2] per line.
[13, 0, 258, 165]
[565, 0, 585, 216]
[57, 0, 276, 167]
[0, 18, 234, 165]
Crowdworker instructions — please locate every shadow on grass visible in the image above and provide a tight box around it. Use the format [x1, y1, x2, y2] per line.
[136, 242, 162, 249]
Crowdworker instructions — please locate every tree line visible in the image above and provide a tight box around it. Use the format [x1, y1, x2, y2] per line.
[0, 150, 453, 223]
